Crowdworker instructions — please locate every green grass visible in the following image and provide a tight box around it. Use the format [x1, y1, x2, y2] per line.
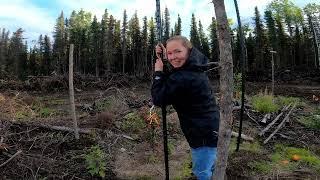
[276, 96, 301, 107]
[229, 138, 262, 153]
[248, 161, 273, 174]
[298, 108, 320, 130]
[39, 107, 56, 118]
[15, 111, 30, 119]
[50, 99, 67, 105]
[252, 94, 279, 113]
[252, 144, 320, 175]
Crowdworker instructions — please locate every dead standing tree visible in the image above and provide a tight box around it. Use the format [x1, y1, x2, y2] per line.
[212, 0, 234, 179]
[69, 44, 80, 139]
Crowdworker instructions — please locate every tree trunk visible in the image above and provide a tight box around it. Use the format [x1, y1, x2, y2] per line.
[212, 0, 234, 179]
[69, 44, 79, 139]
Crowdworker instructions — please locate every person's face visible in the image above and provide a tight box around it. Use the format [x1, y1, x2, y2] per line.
[166, 40, 189, 68]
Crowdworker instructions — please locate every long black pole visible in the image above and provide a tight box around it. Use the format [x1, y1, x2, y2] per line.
[234, 0, 246, 152]
[155, 0, 169, 179]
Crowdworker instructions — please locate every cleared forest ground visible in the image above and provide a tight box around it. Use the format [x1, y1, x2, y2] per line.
[0, 75, 320, 179]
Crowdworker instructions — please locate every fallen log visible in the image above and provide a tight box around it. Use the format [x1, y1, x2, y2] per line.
[259, 104, 291, 136]
[263, 103, 296, 144]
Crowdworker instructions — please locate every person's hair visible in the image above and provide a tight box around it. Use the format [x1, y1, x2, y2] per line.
[166, 35, 193, 50]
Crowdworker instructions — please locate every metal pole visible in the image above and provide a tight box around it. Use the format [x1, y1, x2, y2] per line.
[155, 0, 169, 179]
[233, 0, 246, 152]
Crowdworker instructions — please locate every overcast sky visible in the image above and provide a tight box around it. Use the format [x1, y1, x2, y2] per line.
[0, 0, 318, 44]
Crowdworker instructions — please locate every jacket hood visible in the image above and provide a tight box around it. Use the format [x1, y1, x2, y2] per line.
[181, 47, 208, 71]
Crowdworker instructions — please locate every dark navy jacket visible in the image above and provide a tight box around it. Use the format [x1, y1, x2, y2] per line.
[151, 48, 220, 148]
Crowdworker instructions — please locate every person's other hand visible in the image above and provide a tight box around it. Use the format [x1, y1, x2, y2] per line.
[155, 43, 166, 59]
[154, 58, 163, 72]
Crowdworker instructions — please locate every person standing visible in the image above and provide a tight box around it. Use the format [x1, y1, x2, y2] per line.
[151, 35, 220, 179]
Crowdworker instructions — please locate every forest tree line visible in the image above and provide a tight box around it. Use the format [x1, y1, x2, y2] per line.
[0, 0, 319, 80]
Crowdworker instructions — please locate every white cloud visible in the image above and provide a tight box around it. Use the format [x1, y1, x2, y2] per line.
[0, 0, 55, 42]
[0, 0, 309, 45]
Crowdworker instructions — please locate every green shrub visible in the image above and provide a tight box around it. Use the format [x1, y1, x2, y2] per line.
[39, 107, 56, 118]
[122, 112, 146, 133]
[252, 95, 279, 113]
[95, 99, 111, 112]
[85, 145, 107, 178]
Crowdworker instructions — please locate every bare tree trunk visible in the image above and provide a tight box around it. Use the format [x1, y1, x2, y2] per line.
[95, 56, 99, 77]
[122, 47, 126, 74]
[212, 0, 234, 179]
[69, 44, 79, 139]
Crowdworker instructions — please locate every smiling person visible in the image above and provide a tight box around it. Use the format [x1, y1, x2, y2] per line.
[151, 35, 220, 180]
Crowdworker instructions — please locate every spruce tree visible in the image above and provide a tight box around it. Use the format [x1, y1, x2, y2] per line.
[209, 17, 219, 62]
[53, 11, 67, 74]
[174, 14, 182, 35]
[121, 10, 128, 73]
[190, 14, 201, 50]
[163, 7, 170, 42]
[198, 20, 210, 58]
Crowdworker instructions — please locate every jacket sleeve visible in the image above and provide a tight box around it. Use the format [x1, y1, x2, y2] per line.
[151, 71, 184, 106]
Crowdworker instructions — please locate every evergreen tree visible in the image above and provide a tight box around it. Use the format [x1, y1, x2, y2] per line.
[107, 15, 115, 72]
[198, 20, 210, 58]
[53, 11, 67, 74]
[190, 13, 201, 49]
[209, 17, 219, 62]
[246, 32, 255, 70]
[253, 6, 267, 70]
[68, 9, 92, 73]
[163, 7, 170, 42]
[43, 35, 52, 75]
[7, 28, 26, 79]
[265, 10, 277, 51]
[114, 20, 122, 72]
[142, 16, 149, 73]
[90, 15, 100, 76]
[174, 14, 182, 35]
[121, 10, 128, 73]
[0, 28, 10, 74]
[148, 17, 156, 72]
[275, 14, 288, 68]
[101, 9, 109, 72]
[28, 48, 37, 76]
[128, 11, 141, 75]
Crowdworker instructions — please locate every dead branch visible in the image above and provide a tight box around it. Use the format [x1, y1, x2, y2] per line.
[0, 150, 22, 168]
[259, 104, 291, 136]
[261, 113, 271, 124]
[231, 131, 254, 141]
[122, 134, 135, 141]
[38, 124, 90, 134]
[244, 108, 260, 126]
[263, 103, 297, 144]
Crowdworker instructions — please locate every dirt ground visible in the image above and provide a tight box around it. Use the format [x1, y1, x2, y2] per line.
[0, 76, 320, 179]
